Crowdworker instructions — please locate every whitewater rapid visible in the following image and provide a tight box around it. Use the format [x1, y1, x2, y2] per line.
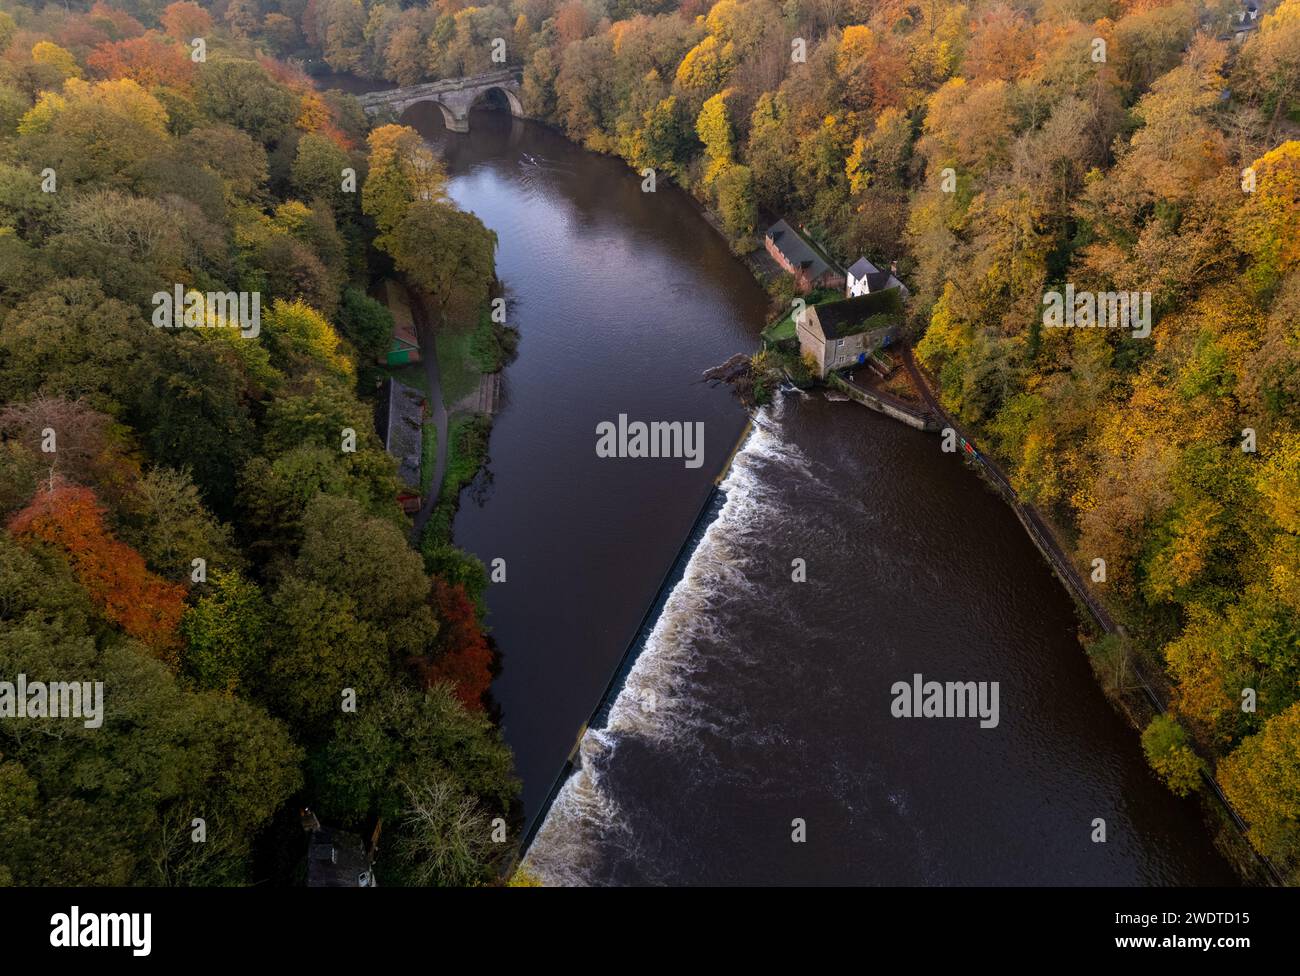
[522, 401, 821, 885]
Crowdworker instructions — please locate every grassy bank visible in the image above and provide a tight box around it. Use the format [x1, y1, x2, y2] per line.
[419, 413, 493, 616]
[416, 302, 518, 616]
[760, 286, 844, 345]
[435, 305, 519, 410]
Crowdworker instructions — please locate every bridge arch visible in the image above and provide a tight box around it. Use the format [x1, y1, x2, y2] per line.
[470, 85, 524, 118]
[420, 99, 462, 133]
[390, 96, 468, 133]
[358, 71, 524, 134]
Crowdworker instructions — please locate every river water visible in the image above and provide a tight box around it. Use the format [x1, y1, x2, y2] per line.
[402, 105, 1236, 885]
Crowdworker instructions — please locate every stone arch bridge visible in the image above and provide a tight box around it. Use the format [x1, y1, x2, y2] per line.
[355, 69, 524, 133]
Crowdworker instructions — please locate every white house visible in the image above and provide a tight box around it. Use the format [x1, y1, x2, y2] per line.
[1234, 0, 1260, 40]
[846, 257, 909, 300]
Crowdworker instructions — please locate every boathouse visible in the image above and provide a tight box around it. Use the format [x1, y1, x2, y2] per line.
[377, 280, 421, 366]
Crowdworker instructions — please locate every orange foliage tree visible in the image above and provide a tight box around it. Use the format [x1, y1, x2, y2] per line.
[87, 32, 194, 89]
[8, 484, 186, 664]
[159, 1, 214, 42]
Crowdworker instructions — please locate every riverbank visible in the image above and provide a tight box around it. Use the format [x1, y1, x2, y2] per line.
[405, 283, 449, 537]
[373, 275, 512, 618]
[898, 345, 1281, 887]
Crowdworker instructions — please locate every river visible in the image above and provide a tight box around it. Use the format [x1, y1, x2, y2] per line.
[399, 104, 1237, 885]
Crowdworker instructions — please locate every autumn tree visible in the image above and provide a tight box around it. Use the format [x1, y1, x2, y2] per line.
[696, 88, 736, 188]
[0, 395, 127, 491]
[416, 577, 493, 710]
[1219, 702, 1300, 864]
[160, 1, 214, 42]
[1234, 141, 1300, 292]
[17, 78, 169, 190]
[361, 123, 447, 247]
[8, 484, 187, 664]
[1240, 0, 1300, 140]
[87, 32, 194, 89]
[388, 201, 496, 328]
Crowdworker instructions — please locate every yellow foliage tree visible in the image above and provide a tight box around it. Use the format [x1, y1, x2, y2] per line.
[30, 41, 82, 83]
[674, 35, 734, 92]
[1234, 141, 1300, 291]
[1257, 431, 1300, 534]
[362, 123, 447, 247]
[1218, 702, 1300, 862]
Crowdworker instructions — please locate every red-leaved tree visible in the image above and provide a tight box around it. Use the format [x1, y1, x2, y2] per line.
[417, 578, 493, 711]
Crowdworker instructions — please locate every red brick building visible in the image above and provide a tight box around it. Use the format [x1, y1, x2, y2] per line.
[764, 219, 846, 293]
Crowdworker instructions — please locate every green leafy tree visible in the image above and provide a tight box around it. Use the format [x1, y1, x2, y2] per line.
[0, 620, 301, 885]
[183, 124, 269, 202]
[337, 287, 394, 361]
[0, 278, 148, 415]
[309, 682, 518, 885]
[266, 575, 389, 731]
[195, 60, 298, 144]
[180, 570, 269, 693]
[116, 466, 242, 582]
[388, 201, 496, 327]
[294, 493, 437, 653]
[128, 332, 256, 509]
[1141, 715, 1203, 797]
[291, 131, 355, 215]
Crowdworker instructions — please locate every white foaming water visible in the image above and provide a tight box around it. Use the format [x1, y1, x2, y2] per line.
[523, 408, 821, 885]
[522, 729, 627, 887]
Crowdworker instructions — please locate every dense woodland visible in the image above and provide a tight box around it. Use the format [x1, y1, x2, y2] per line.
[0, 0, 513, 884]
[0, 0, 1297, 885]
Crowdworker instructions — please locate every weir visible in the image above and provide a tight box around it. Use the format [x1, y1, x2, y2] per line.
[517, 415, 756, 859]
[829, 372, 939, 431]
